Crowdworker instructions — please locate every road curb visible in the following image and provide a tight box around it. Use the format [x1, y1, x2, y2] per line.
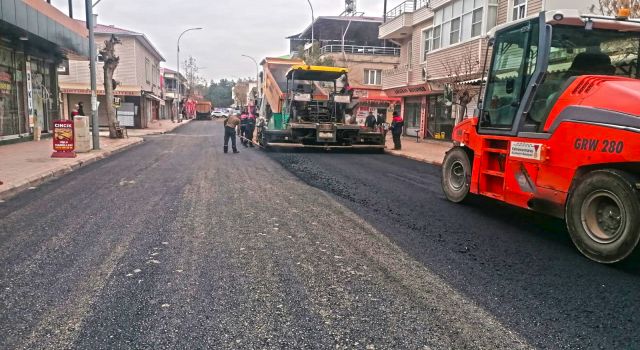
[0, 138, 144, 201]
[384, 149, 444, 166]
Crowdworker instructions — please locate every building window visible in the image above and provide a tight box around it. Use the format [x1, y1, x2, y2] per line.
[422, 28, 433, 61]
[145, 59, 150, 83]
[364, 69, 382, 85]
[512, 0, 527, 20]
[431, 0, 497, 50]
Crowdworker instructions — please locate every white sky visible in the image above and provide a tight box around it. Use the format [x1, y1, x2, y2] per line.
[50, 0, 406, 81]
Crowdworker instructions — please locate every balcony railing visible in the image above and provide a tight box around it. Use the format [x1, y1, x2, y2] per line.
[320, 45, 400, 56]
[386, 1, 415, 21]
[385, 0, 430, 21]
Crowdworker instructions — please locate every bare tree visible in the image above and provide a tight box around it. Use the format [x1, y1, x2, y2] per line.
[592, 0, 640, 16]
[182, 56, 206, 98]
[233, 81, 250, 108]
[100, 34, 121, 138]
[439, 46, 482, 121]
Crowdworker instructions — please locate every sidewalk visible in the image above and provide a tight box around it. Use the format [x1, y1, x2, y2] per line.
[99, 118, 191, 137]
[385, 135, 452, 166]
[0, 120, 191, 201]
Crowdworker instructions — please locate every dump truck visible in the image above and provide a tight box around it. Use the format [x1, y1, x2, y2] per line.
[259, 58, 385, 149]
[441, 8, 640, 263]
[195, 101, 213, 120]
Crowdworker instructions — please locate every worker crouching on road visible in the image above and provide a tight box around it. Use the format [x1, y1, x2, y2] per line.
[391, 111, 404, 150]
[223, 112, 241, 154]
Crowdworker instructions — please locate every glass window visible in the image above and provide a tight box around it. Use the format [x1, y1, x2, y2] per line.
[453, 0, 463, 17]
[364, 69, 382, 85]
[482, 20, 539, 129]
[450, 18, 461, 44]
[463, 0, 474, 12]
[462, 13, 473, 41]
[513, 0, 527, 21]
[472, 8, 483, 37]
[433, 25, 442, 50]
[442, 21, 452, 47]
[528, 25, 640, 128]
[423, 28, 432, 60]
[145, 59, 150, 83]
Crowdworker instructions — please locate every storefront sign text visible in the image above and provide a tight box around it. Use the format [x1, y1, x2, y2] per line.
[52, 120, 76, 158]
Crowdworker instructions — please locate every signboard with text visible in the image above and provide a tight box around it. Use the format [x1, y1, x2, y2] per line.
[51, 120, 76, 158]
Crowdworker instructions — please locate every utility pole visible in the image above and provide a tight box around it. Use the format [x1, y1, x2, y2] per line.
[383, 0, 387, 22]
[306, 0, 315, 55]
[241, 55, 259, 108]
[85, 0, 99, 150]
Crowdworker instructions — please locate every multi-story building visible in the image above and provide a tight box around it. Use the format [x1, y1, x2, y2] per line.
[0, 0, 87, 141]
[59, 22, 165, 128]
[288, 15, 402, 123]
[379, 0, 597, 140]
[161, 68, 186, 120]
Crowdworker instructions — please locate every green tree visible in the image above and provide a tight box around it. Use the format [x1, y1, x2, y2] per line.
[206, 79, 234, 108]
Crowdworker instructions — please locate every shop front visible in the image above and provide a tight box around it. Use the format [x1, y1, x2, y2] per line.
[384, 83, 455, 141]
[352, 88, 400, 125]
[0, 0, 88, 141]
[60, 83, 144, 127]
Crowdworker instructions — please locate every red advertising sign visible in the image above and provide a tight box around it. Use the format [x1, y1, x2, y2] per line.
[51, 120, 76, 158]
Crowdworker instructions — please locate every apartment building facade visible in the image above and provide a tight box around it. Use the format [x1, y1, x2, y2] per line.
[161, 68, 186, 120]
[379, 0, 597, 140]
[59, 23, 165, 128]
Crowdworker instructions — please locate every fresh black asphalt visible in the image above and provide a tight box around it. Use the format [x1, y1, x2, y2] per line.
[0, 120, 638, 349]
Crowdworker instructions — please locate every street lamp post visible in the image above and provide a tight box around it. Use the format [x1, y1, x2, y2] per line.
[177, 27, 202, 121]
[306, 0, 314, 54]
[241, 55, 259, 109]
[85, 0, 100, 150]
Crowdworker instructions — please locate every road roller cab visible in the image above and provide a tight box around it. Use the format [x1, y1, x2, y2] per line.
[441, 9, 640, 263]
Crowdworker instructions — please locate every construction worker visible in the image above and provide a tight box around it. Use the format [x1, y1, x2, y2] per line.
[223, 112, 241, 154]
[243, 110, 257, 147]
[391, 111, 404, 150]
[365, 111, 376, 129]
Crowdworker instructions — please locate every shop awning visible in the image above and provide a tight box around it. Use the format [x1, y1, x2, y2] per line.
[59, 83, 142, 96]
[353, 88, 401, 103]
[143, 92, 163, 103]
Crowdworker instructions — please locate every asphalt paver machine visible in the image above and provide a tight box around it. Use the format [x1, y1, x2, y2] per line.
[260, 64, 385, 150]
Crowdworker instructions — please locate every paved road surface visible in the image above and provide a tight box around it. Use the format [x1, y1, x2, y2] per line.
[0, 120, 638, 349]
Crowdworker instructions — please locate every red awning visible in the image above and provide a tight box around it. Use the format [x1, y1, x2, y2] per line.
[353, 88, 401, 103]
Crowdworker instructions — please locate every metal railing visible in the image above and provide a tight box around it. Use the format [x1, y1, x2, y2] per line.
[385, 0, 430, 21]
[320, 45, 400, 56]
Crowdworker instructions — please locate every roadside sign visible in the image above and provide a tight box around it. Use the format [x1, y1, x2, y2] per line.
[113, 96, 121, 108]
[51, 120, 76, 158]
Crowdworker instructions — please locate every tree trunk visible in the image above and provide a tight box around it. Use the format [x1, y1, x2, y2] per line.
[100, 35, 121, 138]
[104, 66, 117, 138]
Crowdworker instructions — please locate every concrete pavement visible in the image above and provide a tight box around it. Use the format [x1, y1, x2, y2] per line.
[385, 135, 452, 166]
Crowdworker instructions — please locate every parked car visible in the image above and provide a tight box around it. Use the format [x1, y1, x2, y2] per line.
[211, 108, 228, 118]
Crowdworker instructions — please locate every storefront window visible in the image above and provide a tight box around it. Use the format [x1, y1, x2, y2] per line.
[0, 46, 29, 139]
[427, 95, 454, 140]
[404, 97, 422, 136]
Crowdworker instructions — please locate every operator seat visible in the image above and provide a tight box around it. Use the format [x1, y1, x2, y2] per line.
[566, 52, 615, 77]
[527, 52, 615, 130]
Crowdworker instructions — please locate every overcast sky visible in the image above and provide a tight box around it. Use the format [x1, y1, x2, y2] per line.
[50, 0, 405, 82]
